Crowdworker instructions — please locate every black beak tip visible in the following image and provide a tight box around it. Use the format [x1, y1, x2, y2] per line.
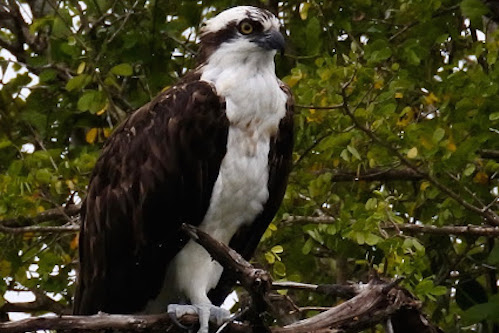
[270, 29, 286, 54]
[255, 29, 286, 54]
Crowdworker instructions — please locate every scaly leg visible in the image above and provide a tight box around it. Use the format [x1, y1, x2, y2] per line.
[168, 303, 230, 333]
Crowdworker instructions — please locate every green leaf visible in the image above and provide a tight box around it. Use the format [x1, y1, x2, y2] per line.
[77, 90, 107, 113]
[30, 16, 52, 33]
[66, 74, 92, 91]
[111, 63, 133, 76]
[265, 252, 275, 264]
[0, 260, 11, 277]
[407, 147, 418, 159]
[0, 140, 12, 149]
[21, 109, 47, 136]
[378, 103, 396, 115]
[347, 145, 361, 160]
[38, 69, 58, 83]
[356, 232, 365, 245]
[412, 239, 425, 253]
[435, 34, 449, 44]
[462, 302, 499, 325]
[35, 168, 52, 184]
[273, 261, 286, 277]
[431, 286, 448, 296]
[52, 17, 71, 38]
[371, 48, 392, 62]
[365, 233, 381, 246]
[433, 127, 445, 143]
[326, 224, 337, 235]
[0, 203, 7, 215]
[302, 238, 314, 255]
[340, 149, 350, 162]
[405, 49, 421, 65]
[271, 245, 284, 254]
[365, 198, 378, 210]
[489, 112, 499, 121]
[366, 39, 392, 63]
[463, 164, 476, 176]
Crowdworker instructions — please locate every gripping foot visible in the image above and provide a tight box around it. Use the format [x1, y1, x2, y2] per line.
[168, 304, 230, 333]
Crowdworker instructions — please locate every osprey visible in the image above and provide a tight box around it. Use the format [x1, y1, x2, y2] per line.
[74, 6, 294, 333]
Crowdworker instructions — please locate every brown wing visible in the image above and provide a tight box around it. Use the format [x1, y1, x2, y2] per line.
[209, 82, 294, 305]
[74, 81, 229, 314]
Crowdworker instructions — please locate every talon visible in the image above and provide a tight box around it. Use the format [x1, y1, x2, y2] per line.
[167, 304, 197, 330]
[168, 303, 230, 333]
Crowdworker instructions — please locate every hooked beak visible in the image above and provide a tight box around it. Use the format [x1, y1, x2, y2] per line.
[253, 29, 286, 55]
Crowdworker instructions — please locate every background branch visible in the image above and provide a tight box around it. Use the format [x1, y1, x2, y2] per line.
[282, 215, 499, 237]
[0, 204, 80, 228]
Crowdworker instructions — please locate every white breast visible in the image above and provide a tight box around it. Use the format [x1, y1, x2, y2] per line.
[144, 47, 287, 311]
[198, 45, 287, 245]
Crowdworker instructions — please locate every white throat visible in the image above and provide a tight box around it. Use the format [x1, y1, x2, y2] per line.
[200, 41, 286, 131]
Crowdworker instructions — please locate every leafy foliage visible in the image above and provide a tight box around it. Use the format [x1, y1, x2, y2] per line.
[1, 0, 499, 331]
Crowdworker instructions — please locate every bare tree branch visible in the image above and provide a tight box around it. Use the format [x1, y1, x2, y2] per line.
[0, 204, 80, 228]
[0, 223, 79, 234]
[0, 280, 434, 333]
[324, 168, 423, 182]
[281, 215, 336, 225]
[282, 215, 499, 237]
[0, 312, 183, 333]
[295, 104, 343, 110]
[383, 223, 499, 237]
[480, 149, 499, 160]
[0, 224, 442, 333]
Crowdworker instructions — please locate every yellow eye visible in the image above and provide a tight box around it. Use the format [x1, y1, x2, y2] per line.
[239, 21, 254, 35]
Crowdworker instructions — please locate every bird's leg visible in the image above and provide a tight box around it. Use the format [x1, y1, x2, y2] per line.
[196, 304, 211, 333]
[168, 303, 230, 333]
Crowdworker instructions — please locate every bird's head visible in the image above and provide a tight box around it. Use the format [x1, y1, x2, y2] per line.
[197, 6, 285, 65]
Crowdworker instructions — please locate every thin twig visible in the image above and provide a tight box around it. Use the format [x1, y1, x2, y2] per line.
[0, 204, 80, 227]
[295, 104, 343, 110]
[0, 223, 79, 234]
[383, 223, 499, 237]
[282, 215, 499, 237]
[281, 215, 335, 225]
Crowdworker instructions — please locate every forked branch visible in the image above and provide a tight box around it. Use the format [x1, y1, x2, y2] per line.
[0, 225, 441, 333]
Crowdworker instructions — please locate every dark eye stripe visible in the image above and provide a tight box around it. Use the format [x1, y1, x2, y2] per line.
[251, 20, 264, 33]
[198, 17, 266, 63]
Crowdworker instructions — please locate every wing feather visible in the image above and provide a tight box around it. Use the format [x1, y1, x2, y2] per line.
[74, 81, 229, 314]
